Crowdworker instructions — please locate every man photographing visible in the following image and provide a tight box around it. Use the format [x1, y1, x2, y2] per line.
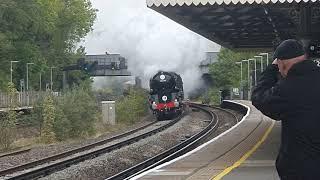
[251, 39, 320, 180]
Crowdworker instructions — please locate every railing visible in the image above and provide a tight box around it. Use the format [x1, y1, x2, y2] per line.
[0, 91, 48, 108]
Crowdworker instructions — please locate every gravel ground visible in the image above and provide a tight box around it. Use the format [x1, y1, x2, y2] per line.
[231, 109, 245, 120]
[1, 106, 244, 180]
[223, 108, 245, 123]
[38, 110, 211, 180]
[0, 115, 154, 171]
[202, 107, 244, 143]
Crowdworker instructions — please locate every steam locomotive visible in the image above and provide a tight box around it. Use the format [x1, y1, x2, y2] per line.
[149, 71, 184, 120]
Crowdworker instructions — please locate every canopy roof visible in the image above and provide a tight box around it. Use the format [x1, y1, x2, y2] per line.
[147, 0, 320, 50]
[147, 0, 318, 6]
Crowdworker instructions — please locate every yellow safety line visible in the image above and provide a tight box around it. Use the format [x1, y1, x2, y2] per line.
[212, 120, 275, 180]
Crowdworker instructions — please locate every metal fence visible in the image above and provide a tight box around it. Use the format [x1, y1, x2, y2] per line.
[0, 91, 46, 108]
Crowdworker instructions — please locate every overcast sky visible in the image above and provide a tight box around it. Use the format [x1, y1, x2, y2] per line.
[83, 0, 220, 95]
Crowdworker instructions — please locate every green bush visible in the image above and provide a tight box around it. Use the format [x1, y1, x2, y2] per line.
[41, 94, 56, 143]
[53, 84, 98, 140]
[0, 109, 17, 149]
[116, 88, 148, 124]
[208, 88, 221, 105]
[0, 82, 18, 149]
[28, 81, 99, 142]
[198, 88, 221, 105]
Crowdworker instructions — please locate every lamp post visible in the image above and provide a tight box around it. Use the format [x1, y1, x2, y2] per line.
[254, 55, 264, 72]
[245, 59, 255, 100]
[248, 58, 257, 86]
[242, 60, 249, 86]
[259, 53, 269, 65]
[10, 61, 19, 83]
[26, 63, 34, 106]
[26, 63, 34, 91]
[235, 61, 243, 84]
[50, 67, 56, 91]
[242, 60, 250, 100]
[236, 61, 243, 99]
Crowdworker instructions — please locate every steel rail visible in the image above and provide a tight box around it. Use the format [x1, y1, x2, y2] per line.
[0, 120, 158, 177]
[0, 148, 31, 159]
[202, 104, 240, 123]
[4, 115, 183, 180]
[106, 103, 229, 180]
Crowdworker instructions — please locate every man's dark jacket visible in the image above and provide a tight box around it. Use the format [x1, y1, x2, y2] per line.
[251, 60, 320, 180]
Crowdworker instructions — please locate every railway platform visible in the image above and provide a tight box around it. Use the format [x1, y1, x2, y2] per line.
[132, 100, 281, 180]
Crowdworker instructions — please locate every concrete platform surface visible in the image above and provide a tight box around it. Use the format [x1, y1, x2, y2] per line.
[221, 121, 281, 180]
[131, 101, 280, 180]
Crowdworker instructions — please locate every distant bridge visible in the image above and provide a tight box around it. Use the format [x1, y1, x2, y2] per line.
[199, 52, 218, 85]
[63, 53, 132, 76]
[63, 53, 132, 89]
[85, 54, 132, 76]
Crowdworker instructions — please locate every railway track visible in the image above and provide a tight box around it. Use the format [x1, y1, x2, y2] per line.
[1, 103, 240, 180]
[0, 115, 183, 180]
[106, 103, 239, 180]
[0, 149, 31, 159]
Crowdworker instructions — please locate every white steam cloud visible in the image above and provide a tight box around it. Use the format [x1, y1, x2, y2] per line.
[83, 0, 220, 96]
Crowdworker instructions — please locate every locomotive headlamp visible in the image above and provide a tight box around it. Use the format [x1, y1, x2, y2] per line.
[160, 75, 165, 80]
[152, 102, 157, 110]
[174, 99, 179, 107]
[162, 96, 168, 101]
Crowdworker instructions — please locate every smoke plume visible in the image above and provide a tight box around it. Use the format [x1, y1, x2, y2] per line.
[83, 0, 220, 96]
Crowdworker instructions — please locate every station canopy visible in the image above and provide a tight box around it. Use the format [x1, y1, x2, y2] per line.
[147, 0, 320, 50]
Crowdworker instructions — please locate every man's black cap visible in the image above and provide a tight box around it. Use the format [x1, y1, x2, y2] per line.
[273, 39, 305, 60]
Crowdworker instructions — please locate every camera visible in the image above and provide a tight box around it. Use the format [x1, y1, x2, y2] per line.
[307, 41, 320, 58]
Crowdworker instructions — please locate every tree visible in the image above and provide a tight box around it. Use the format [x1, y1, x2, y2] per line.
[209, 48, 257, 89]
[206, 48, 258, 104]
[0, 0, 97, 90]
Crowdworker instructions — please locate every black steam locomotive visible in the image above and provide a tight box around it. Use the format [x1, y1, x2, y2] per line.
[149, 71, 184, 120]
